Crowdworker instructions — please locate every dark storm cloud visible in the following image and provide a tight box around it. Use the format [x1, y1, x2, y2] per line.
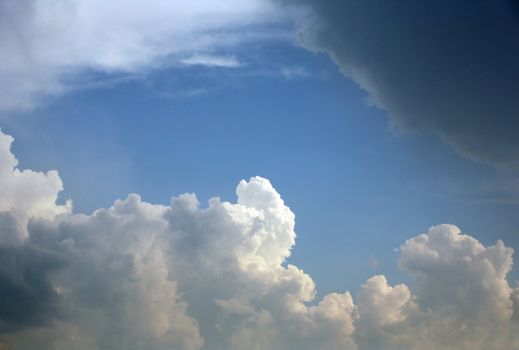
[281, 0, 519, 170]
[0, 239, 64, 332]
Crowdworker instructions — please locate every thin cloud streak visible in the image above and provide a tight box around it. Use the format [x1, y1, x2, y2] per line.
[180, 55, 243, 68]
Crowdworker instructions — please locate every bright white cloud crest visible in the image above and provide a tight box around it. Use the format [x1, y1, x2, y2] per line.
[0, 129, 518, 350]
[0, 131, 70, 244]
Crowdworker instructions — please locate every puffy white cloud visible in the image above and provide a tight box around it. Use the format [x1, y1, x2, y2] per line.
[396, 225, 519, 350]
[0, 130, 69, 243]
[355, 275, 415, 348]
[400, 224, 514, 323]
[0, 0, 283, 111]
[1, 129, 519, 349]
[355, 225, 519, 350]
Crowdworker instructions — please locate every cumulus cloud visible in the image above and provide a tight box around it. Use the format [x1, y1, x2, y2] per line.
[0, 0, 283, 111]
[365, 225, 519, 350]
[0, 130, 70, 243]
[1, 128, 519, 349]
[277, 0, 519, 170]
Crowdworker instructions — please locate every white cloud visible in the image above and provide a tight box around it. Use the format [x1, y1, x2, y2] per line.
[0, 130, 70, 243]
[279, 66, 310, 80]
[180, 55, 243, 68]
[0, 128, 519, 349]
[356, 225, 519, 350]
[0, 0, 284, 111]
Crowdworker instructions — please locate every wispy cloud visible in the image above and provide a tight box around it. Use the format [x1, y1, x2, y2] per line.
[0, 0, 286, 112]
[180, 55, 243, 68]
[279, 66, 310, 80]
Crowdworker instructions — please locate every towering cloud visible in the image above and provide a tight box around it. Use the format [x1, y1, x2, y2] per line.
[0, 129, 518, 349]
[279, 0, 519, 170]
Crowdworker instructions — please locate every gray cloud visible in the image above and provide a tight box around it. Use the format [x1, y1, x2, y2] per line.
[278, 0, 519, 170]
[0, 243, 65, 333]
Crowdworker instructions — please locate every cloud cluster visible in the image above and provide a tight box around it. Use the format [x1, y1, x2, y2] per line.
[0, 128, 518, 349]
[0, 0, 282, 111]
[278, 0, 519, 170]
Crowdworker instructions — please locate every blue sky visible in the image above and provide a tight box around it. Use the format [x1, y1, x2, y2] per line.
[4, 38, 518, 297]
[1, 1, 519, 349]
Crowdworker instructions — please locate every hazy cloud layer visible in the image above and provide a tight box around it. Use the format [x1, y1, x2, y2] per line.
[0, 0, 283, 111]
[279, 0, 519, 170]
[0, 129, 519, 349]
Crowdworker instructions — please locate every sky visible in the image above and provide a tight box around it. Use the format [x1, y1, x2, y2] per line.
[1, 1, 519, 349]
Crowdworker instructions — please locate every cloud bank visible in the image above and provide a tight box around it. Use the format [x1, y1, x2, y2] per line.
[279, 0, 519, 170]
[0, 0, 282, 111]
[0, 128, 519, 349]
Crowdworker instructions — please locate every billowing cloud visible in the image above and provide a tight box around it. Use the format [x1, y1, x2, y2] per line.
[277, 0, 519, 170]
[0, 131, 70, 243]
[0, 0, 283, 111]
[1, 128, 519, 349]
[354, 225, 519, 350]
